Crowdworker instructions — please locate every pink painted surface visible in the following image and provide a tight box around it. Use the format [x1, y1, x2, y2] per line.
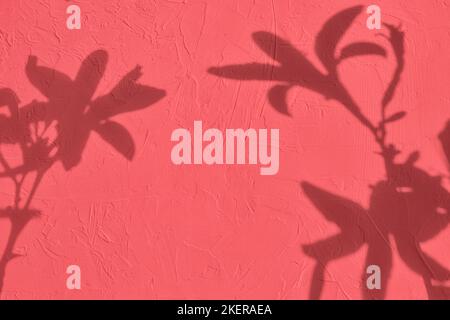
[0, 0, 449, 299]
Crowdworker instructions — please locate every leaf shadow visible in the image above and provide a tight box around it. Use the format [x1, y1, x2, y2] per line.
[208, 6, 385, 131]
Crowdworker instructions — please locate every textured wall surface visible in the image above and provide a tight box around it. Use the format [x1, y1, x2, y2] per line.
[0, 0, 450, 299]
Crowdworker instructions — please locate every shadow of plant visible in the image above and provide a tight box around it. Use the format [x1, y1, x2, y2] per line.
[0, 50, 165, 293]
[209, 6, 450, 299]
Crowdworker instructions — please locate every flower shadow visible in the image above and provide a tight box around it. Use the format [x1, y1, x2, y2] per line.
[0, 50, 165, 294]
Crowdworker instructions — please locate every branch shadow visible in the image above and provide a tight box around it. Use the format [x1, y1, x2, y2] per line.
[0, 50, 165, 294]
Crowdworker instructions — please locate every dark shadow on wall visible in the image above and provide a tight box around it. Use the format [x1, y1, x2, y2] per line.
[209, 6, 450, 299]
[302, 157, 450, 300]
[208, 6, 387, 132]
[0, 50, 165, 294]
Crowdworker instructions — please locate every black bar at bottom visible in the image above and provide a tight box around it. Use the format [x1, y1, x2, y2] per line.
[0, 300, 446, 318]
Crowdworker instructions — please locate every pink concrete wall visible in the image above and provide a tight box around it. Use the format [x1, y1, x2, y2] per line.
[0, 0, 450, 299]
